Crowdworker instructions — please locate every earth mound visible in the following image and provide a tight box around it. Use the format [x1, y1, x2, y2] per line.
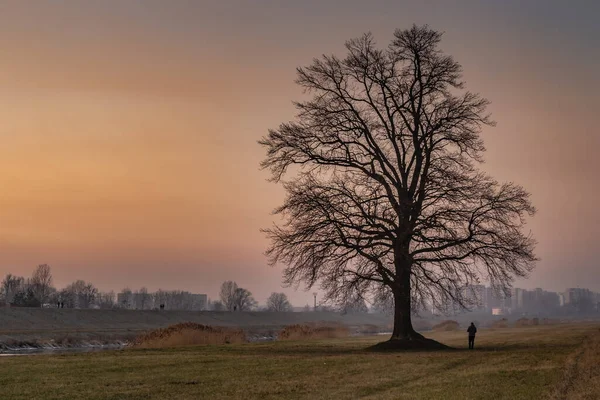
[432, 320, 460, 331]
[132, 322, 246, 348]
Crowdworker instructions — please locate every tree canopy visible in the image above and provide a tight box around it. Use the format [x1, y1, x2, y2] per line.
[260, 25, 536, 341]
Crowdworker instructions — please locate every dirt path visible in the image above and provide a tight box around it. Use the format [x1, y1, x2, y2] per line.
[549, 328, 600, 399]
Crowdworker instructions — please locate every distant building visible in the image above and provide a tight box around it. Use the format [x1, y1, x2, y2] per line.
[559, 293, 565, 307]
[564, 288, 592, 305]
[462, 284, 486, 309]
[563, 288, 597, 313]
[437, 284, 597, 316]
[511, 288, 524, 310]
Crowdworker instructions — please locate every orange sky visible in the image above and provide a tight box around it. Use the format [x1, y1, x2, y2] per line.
[0, 1, 599, 305]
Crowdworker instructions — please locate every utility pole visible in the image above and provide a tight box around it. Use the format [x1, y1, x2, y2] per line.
[313, 293, 317, 311]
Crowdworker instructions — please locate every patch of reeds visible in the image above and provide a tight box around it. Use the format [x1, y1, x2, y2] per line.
[278, 323, 349, 341]
[132, 323, 246, 349]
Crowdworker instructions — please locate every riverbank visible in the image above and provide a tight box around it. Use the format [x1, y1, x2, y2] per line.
[0, 308, 397, 352]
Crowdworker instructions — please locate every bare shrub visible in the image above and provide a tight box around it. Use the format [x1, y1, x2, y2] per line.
[432, 320, 459, 332]
[132, 323, 246, 349]
[278, 324, 349, 341]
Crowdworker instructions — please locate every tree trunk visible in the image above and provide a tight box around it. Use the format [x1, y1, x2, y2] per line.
[390, 267, 424, 341]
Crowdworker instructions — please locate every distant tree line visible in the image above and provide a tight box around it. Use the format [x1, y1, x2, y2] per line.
[0, 268, 377, 313]
[0, 265, 109, 309]
[211, 281, 372, 313]
[118, 287, 206, 311]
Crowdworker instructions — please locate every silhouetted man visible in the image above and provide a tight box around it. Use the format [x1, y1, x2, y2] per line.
[467, 322, 477, 349]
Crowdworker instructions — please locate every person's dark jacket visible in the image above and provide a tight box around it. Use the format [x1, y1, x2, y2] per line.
[467, 325, 477, 337]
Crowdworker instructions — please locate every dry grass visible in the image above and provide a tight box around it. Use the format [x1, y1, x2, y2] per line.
[549, 327, 600, 400]
[132, 323, 246, 348]
[0, 323, 598, 399]
[431, 320, 459, 331]
[278, 323, 349, 340]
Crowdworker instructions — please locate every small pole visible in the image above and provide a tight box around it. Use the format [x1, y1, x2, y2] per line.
[313, 293, 317, 311]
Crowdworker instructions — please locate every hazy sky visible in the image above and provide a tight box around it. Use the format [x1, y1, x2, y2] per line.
[1, 1, 599, 306]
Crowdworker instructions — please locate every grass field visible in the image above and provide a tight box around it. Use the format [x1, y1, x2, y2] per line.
[0, 323, 598, 400]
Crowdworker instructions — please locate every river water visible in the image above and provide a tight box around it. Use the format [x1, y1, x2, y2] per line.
[0, 344, 126, 357]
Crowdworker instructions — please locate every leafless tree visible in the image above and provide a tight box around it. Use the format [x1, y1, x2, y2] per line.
[266, 292, 293, 312]
[62, 280, 98, 308]
[137, 287, 150, 310]
[97, 291, 116, 309]
[219, 281, 239, 311]
[260, 25, 537, 342]
[120, 287, 133, 308]
[233, 287, 257, 311]
[31, 264, 53, 306]
[371, 290, 394, 315]
[1, 274, 25, 305]
[340, 294, 369, 314]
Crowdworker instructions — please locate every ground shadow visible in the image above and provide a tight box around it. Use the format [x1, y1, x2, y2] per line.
[367, 337, 451, 352]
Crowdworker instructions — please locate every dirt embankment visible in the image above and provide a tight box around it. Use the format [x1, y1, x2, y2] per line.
[432, 320, 460, 331]
[0, 308, 394, 350]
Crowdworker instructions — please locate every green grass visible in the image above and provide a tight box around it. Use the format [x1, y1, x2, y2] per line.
[0, 323, 598, 400]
